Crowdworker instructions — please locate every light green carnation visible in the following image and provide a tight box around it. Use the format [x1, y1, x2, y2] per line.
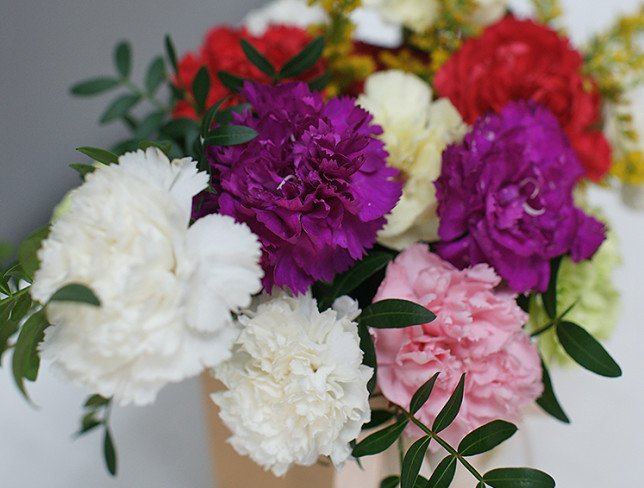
[528, 215, 621, 367]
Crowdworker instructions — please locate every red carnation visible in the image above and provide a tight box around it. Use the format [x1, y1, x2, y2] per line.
[173, 25, 325, 119]
[434, 16, 610, 181]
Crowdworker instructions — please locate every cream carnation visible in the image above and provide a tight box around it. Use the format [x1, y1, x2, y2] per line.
[212, 292, 372, 476]
[358, 70, 467, 249]
[31, 148, 263, 406]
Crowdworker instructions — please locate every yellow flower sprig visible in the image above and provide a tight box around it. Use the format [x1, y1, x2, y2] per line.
[530, 0, 564, 25]
[309, 0, 376, 96]
[583, 5, 644, 184]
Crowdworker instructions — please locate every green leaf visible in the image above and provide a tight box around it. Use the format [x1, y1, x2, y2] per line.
[359, 299, 436, 329]
[103, 428, 118, 476]
[84, 394, 110, 409]
[363, 410, 395, 430]
[535, 359, 569, 423]
[11, 294, 31, 323]
[0, 272, 11, 295]
[114, 41, 132, 78]
[0, 302, 19, 363]
[477, 483, 487, 488]
[432, 374, 466, 433]
[12, 310, 48, 399]
[541, 257, 562, 320]
[77, 412, 102, 436]
[192, 66, 210, 114]
[145, 56, 166, 95]
[401, 436, 431, 488]
[458, 420, 517, 456]
[99, 94, 141, 124]
[138, 140, 173, 156]
[380, 476, 400, 488]
[556, 321, 621, 377]
[482, 468, 555, 488]
[352, 419, 409, 458]
[240, 39, 275, 77]
[0, 241, 13, 262]
[69, 163, 97, 178]
[18, 226, 50, 281]
[201, 98, 228, 138]
[409, 372, 440, 415]
[134, 110, 166, 139]
[217, 71, 246, 92]
[357, 323, 377, 394]
[414, 476, 429, 488]
[426, 455, 457, 488]
[279, 36, 325, 79]
[160, 117, 201, 139]
[111, 139, 139, 155]
[308, 71, 331, 92]
[76, 146, 119, 165]
[49, 283, 101, 307]
[318, 252, 393, 310]
[70, 77, 120, 97]
[164, 34, 178, 74]
[204, 125, 258, 146]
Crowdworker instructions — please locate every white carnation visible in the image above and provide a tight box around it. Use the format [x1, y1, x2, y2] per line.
[31, 148, 263, 406]
[243, 0, 328, 36]
[358, 70, 467, 249]
[212, 292, 372, 476]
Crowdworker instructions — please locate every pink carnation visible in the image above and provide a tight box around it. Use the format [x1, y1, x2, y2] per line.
[373, 244, 543, 445]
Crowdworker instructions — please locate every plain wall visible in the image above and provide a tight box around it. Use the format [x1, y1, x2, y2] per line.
[1, 1, 643, 487]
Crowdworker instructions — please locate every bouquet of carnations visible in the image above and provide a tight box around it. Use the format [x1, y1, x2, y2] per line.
[1, 0, 642, 486]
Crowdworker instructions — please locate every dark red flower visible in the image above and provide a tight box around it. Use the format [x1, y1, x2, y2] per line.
[434, 16, 610, 181]
[172, 25, 325, 118]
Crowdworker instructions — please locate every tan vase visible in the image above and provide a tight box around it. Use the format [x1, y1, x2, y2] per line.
[202, 374, 534, 488]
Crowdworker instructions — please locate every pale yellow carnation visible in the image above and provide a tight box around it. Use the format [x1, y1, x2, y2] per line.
[358, 70, 467, 249]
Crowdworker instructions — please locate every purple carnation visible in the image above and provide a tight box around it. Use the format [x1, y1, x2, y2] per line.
[195, 81, 401, 293]
[434, 101, 605, 293]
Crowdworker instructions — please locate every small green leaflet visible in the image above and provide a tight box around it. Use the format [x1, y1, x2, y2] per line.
[100, 94, 141, 124]
[279, 36, 325, 79]
[70, 77, 120, 96]
[192, 67, 211, 114]
[317, 251, 393, 310]
[69, 163, 96, 178]
[0, 302, 19, 364]
[409, 372, 440, 415]
[535, 359, 569, 423]
[541, 256, 562, 320]
[145, 56, 166, 95]
[160, 117, 201, 139]
[218, 71, 245, 92]
[103, 428, 118, 476]
[240, 39, 275, 77]
[380, 476, 400, 488]
[84, 394, 111, 408]
[18, 226, 50, 280]
[432, 374, 465, 433]
[482, 468, 555, 488]
[164, 34, 179, 74]
[204, 125, 258, 146]
[400, 436, 430, 488]
[363, 410, 395, 430]
[359, 299, 436, 329]
[426, 455, 457, 488]
[12, 310, 49, 401]
[201, 98, 228, 138]
[308, 72, 330, 92]
[49, 283, 101, 307]
[352, 419, 409, 458]
[556, 321, 622, 377]
[457, 420, 517, 456]
[114, 41, 132, 78]
[357, 323, 377, 394]
[76, 146, 119, 165]
[138, 140, 173, 156]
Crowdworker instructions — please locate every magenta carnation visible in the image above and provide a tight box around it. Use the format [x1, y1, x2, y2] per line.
[195, 82, 401, 293]
[373, 244, 543, 446]
[435, 101, 605, 293]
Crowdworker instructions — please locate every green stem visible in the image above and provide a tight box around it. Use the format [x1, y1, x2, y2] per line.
[530, 321, 554, 337]
[123, 80, 168, 111]
[404, 411, 483, 482]
[397, 435, 405, 469]
[0, 285, 31, 306]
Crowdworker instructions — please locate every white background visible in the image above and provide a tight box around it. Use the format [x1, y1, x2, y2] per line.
[0, 1, 642, 487]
